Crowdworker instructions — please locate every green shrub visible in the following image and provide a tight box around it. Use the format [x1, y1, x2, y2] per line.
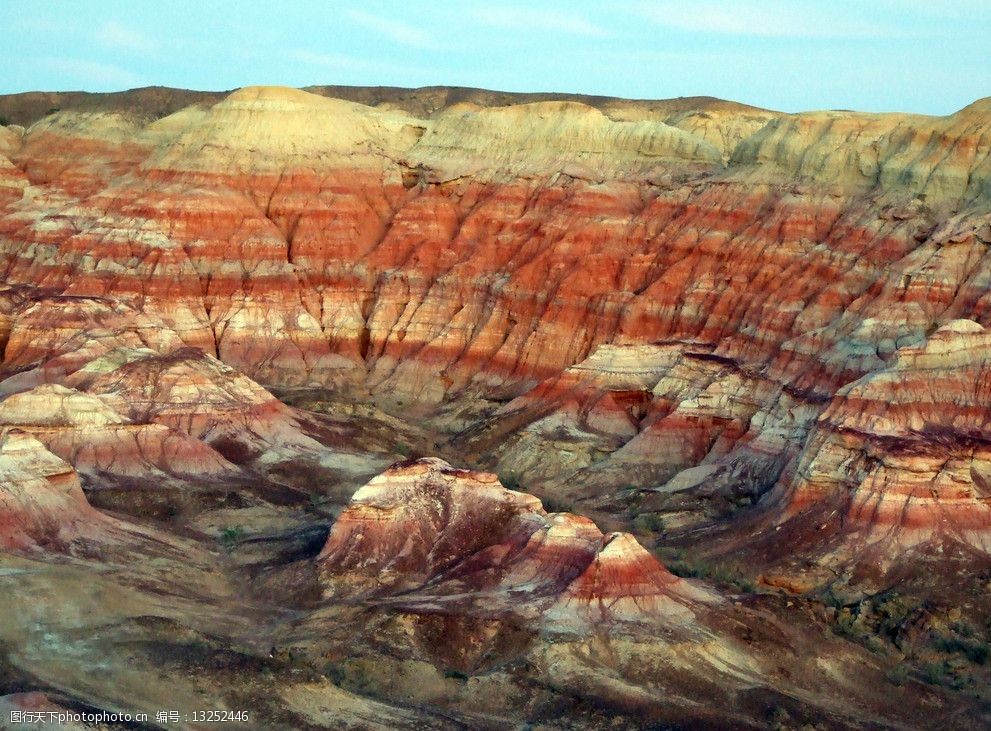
[498, 473, 520, 491]
[832, 609, 866, 640]
[219, 525, 245, 550]
[865, 636, 886, 654]
[665, 555, 756, 593]
[951, 620, 975, 638]
[932, 633, 989, 665]
[0, 116, 9, 127]
[874, 592, 924, 639]
[735, 577, 758, 593]
[323, 662, 345, 685]
[632, 512, 665, 533]
[969, 642, 990, 665]
[886, 663, 910, 686]
[920, 662, 953, 687]
[542, 496, 573, 513]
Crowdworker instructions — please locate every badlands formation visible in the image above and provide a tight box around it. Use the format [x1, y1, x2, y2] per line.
[0, 85, 989, 728]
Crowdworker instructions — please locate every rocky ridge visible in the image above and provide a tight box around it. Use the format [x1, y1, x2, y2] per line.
[318, 457, 714, 626]
[0, 84, 990, 727]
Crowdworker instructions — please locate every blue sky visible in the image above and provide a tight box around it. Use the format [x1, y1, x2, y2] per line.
[1, 1, 988, 114]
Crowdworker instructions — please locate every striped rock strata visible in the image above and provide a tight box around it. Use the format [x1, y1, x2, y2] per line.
[318, 458, 713, 626]
[0, 85, 989, 570]
[0, 430, 109, 550]
[768, 319, 991, 554]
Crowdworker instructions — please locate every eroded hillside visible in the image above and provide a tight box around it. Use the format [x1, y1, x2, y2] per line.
[0, 85, 989, 729]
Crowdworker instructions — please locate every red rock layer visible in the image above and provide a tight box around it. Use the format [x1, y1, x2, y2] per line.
[318, 458, 712, 623]
[0, 86, 990, 558]
[548, 532, 712, 625]
[1, 87, 988, 407]
[0, 294, 370, 491]
[76, 346, 326, 456]
[0, 126, 26, 209]
[0, 384, 239, 479]
[0, 431, 105, 550]
[768, 320, 991, 552]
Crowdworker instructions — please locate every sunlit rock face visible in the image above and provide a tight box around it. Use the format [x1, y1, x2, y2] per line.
[0, 431, 104, 550]
[0, 126, 27, 206]
[318, 457, 713, 627]
[1, 85, 990, 559]
[0, 378, 238, 481]
[3, 86, 988, 403]
[0, 294, 383, 512]
[767, 320, 991, 553]
[0, 84, 989, 729]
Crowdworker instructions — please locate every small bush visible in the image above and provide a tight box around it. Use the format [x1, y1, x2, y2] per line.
[833, 608, 867, 640]
[886, 663, 910, 686]
[499, 472, 521, 491]
[920, 661, 962, 688]
[541, 494, 576, 513]
[932, 633, 989, 665]
[738, 577, 758, 592]
[875, 593, 919, 636]
[323, 662, 345, 685]
[0, 116, 9, 127]
[632, 512, 665, 533]
[921, 662, 943, 685]
[865, 636, 887, 654]
[666, 555, 756, 593]
[968, 642, 990, 665]
[46, 107, 60, 115]
[219, 525, 245, 550]
[822, 590, 843, 609]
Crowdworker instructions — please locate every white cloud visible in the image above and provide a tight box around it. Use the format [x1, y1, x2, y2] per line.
[344, 10, 438, 50]
[471, 7, 612, 37]
[95, 21, 157, 55]
[638, 1, 901, 38]
[43, 57, 144, 89]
